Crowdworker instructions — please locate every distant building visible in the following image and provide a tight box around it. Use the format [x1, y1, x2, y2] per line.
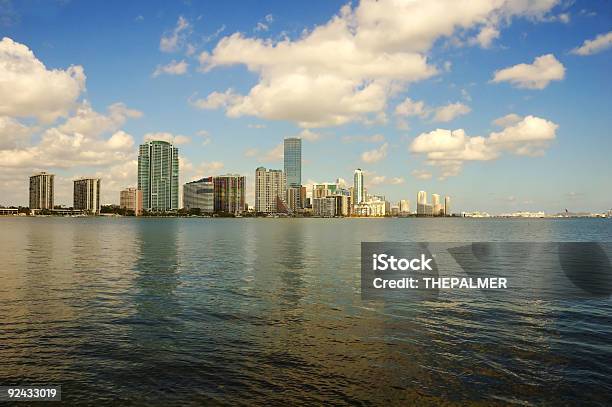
[183, 177, 214, 213]
[138, 140, 179, 211]
[390, 205, 400, 216]
[286, 187, 301, 213]
[417, 190, 428, 216]
[313, 196, 336, 217]
[213, 174, 245, 214]
[120, 187, 143, 215]
[354, 198, 389, 217]
[353, 169, 364, 205]
[432, 193, 442, 216]
[312, 182, 337, 199]
[73, 178, 101, 214]
[284, 137, 301, 187]
[444, 196, 451, 216]
[255, 167, 287, 213]
[334, 194, 352, 216]
[29, 172, 54, 209]
[399, 199, 410, 215]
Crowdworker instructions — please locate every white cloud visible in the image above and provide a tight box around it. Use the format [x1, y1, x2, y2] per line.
[361, 142, 388, 163]
[58, 101, 142, 138]
[389, 177, 405, 185]
[431, 102, 471, 122]
[492, 54, 565, 89]
[411, 169, 433, 180]
[409, 115, 558, 177]
[0, 116, 32, 149]
[152, 59, 189, 77]
[143, 132, 191, 145]
[571, 31, 612, 56]
[190, 89, 241, 110]
[244, 148, 259, 157]
[196, 1, 559, 127]
[299, 129, 321, 142]
[160, 16, 191, 53]
[0, 37, 86, 123]
[369, 175, 386, 185]
[470, 24, 500, 48]
[492, 113, 522, 127]
[263, 143, 283, 162]
[395, 98, 428, 117]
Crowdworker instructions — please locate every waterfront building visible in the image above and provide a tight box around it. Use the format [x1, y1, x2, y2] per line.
[432, 193, 442, 216]
[214, 174, 245, 214]
[334, 194, 352, 216]
[29, 172, 54, 209]
[138, 140, 179, 211]
[286, 187, 302, 213]
[353, 169, 364, 205]
[417, 190, 427, 215]
[284, 137, 301, 187]
[399, 199, 410, 215]
[73, 178, 101, 215]
[444, 196, 451, 216]
[313, 196, 336, 217]
[312, 183, 338, 199]
[120, 187, 143, 216]
[183, 177, 214, 213]
[255, 167, 287, 213]
[354, 198, 389, 217]
[390, 205, 400, 216]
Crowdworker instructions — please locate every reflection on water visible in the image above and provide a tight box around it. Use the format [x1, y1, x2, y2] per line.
[0, 217, 611, 405]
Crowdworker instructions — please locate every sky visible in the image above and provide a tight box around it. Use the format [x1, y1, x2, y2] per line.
[0, 0, 611, 213]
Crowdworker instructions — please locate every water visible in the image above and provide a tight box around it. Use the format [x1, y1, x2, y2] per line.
[0, 217, 611, 405]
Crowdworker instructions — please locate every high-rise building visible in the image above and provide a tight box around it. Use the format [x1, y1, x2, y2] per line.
[417, 190, 429, 216]
[399, 199, 410, 215]
[138, 140, 179, 211]
[120, 187, 143, 216]
[432, 193, 442, 216]
[29, 172, 54, 209]
[313, 196, 336, 217]
[214, 174, 245, 214]
[353, 169, 364, 205]
[255, 167, 287, 213]
[183, 177, 214, 213]
[444, 196, 451, 216]
[312, 182, 337, 199]
[73, 178, 101, 214]
[284, 138, 301, 188]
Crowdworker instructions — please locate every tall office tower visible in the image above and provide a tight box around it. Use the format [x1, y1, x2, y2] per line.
[120, 187, 143, 216]
[183, 177, 214, 213]
[213, 174, 245, 214]
[255, 167, 287, 213]
[399, 199, 410, 214]
[73, 178, 101, 214]
[432, 193, 441, 216]
[29, 172, 54, 209]
[138, 140, 179, 211]
[444, 196, 451, 216]
[353, 168, 364, 205]
[417, 190, 427, 216]
[284, 137, 301, 187]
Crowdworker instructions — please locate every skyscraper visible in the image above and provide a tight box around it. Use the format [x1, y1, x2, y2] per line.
[353, 168, 364, 205]
[417, 190, 431, 216]
[444, 196, 451, 216]
[138, 140, 179, 211]
[183, 177, 214, 213]
[29, 172, 54, 210]
[255, 167, 287, 213]
[120, 187, 143, 216]
[399, 199, 410, 214]
[213, 174, 245, 214]
[432, 193, 441, 216]
[284, 138, 301, 188]
[73, 178, 101, 214]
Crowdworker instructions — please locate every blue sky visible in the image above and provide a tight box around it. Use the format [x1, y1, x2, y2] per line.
[0, 0, 610, 213]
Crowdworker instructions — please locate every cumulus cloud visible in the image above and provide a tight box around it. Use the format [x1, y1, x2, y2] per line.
[263, 143, 283, 162]
[190, 89, 241, 110]
[160, 16, 191, 53]
[395, 98, 470, 123]
[195, 0, 559, 127]
[0, 37, 86, 123]
[299, 129, 321, 142]
[143, 132, 191, 145]
[409, 115, 558, 178]
[431, 102, 471, 122]
[411, 169, 433, 180]
[361, 142, 388, 163]
[571, 31, 612, 56]
[0, 116, 32, 150]
[492, 113, 522, 127]
[389, 177, 405, 185]
[492, 54, 565, 89]
[152, 59, 189, 77]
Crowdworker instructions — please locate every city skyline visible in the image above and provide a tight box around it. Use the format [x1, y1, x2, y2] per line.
[0, 0, 611, 213]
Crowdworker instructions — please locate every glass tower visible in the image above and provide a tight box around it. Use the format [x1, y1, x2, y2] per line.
[138, 140, 179, 211]
[284, 138, 301, 188]
[353, 168, 364, 204]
